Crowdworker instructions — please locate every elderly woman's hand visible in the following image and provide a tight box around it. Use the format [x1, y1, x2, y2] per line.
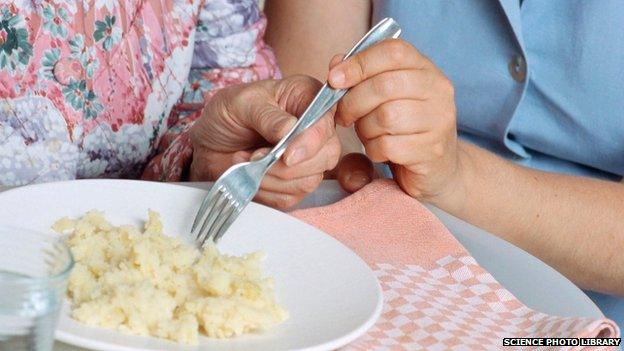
[327, 39, 461, 203]
[189, 75, 341, 209]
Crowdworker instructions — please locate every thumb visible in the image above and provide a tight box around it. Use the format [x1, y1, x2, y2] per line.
[336, 153, 375, 193]
[249, 104, 298, 145]
[328, 54, 345, 70]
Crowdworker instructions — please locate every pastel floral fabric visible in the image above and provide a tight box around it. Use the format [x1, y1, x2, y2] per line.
[0, 0, 279, 185]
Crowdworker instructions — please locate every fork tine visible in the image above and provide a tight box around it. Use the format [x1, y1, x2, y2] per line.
[191, 184, 222, 233]
[211, 204, 242, 243]
[195, 189, 228, 246]
[204, 199, 238, 244]
[199, 193, 233, 247]
[196, 195, 228, 246]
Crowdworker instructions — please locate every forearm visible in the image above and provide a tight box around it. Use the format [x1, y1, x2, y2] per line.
[265, 0, 370, 80]
[437, 141, 624, 295]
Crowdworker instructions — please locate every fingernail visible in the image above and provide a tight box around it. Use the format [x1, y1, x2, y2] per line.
[250, 150, 268, 161]
[330, 54, 346, 68]
[285, 147, 306, 166]
[275, 117, 297, 137]
[329, 69, 345, 86]
[232, 152, 248, 163]
[346, 170, 371, 189]
[337, 120, 353, 128]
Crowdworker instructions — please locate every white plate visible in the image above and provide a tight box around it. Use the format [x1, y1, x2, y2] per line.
[0, 180, 382, 351]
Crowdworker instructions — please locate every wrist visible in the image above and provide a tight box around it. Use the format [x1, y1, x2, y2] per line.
[427, 141, 474, 215]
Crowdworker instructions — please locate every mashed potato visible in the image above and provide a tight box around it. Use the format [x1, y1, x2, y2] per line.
[53, 210, 288, 344]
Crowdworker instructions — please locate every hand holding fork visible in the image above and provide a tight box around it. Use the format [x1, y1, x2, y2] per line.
[190, 18, 402, 247]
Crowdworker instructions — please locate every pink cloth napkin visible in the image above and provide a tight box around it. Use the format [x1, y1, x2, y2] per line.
[291, 180, 620, 350]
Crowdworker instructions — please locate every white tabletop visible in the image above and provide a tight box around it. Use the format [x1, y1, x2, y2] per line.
[0, 181, 603, 351]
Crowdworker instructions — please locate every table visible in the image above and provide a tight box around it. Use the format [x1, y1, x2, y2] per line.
[0, 181, 603, 351]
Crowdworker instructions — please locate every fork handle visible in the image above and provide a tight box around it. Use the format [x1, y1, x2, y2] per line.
[265, 18, 402, 166]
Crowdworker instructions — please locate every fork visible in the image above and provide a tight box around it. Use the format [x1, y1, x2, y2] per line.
[190, 17, 402, 247]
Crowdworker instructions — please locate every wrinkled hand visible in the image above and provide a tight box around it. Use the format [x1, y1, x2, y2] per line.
[190, 76, 341, 209]
[327, 39, 461, 202]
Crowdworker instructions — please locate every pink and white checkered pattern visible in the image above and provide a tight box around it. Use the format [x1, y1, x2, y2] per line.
[344, 255, 616, 351]
[291, 180, 620, 351]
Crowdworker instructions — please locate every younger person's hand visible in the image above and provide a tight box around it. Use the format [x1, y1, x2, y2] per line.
[325, 152, 376, 193]
[327, 39, 462, 202]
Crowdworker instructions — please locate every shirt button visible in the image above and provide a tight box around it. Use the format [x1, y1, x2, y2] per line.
[508, 55, 527, 83]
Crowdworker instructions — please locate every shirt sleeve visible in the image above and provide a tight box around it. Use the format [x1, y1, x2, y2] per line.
[141, 0, 280, 181]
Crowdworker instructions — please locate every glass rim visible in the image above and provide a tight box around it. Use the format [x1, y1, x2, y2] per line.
[0, 225, 74, 284]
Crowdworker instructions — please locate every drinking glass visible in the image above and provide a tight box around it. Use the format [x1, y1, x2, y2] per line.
[0, 226, 73, 351]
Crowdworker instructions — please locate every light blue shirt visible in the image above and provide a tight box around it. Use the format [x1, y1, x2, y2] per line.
[372, 0, 624, 326]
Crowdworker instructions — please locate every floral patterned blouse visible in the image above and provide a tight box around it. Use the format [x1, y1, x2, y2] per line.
[0, 0, 279, 186]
